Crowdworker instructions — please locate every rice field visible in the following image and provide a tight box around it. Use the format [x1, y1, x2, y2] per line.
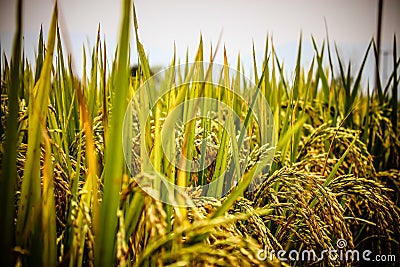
[0, 0, 399, 266]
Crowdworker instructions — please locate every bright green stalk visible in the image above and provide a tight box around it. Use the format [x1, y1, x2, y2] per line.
[311, 37, 329, 105]
[289, 34, 303, 163]
[323, 137, 357, 187]
[95, 0, 132, 265]
[15, 4, 57, 265]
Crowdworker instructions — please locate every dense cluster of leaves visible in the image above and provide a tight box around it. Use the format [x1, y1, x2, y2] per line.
[1, 0, 399, 266]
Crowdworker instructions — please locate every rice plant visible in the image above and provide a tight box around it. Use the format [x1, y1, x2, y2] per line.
[0, 0, 399, 266]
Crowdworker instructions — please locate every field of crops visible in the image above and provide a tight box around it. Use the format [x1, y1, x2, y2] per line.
[1, 0, 399, 266]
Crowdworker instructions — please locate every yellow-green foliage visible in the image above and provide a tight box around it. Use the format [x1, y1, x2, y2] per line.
[0, 1, 399, 266]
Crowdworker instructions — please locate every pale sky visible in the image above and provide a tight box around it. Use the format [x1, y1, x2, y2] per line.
[1, 0, 399, 86]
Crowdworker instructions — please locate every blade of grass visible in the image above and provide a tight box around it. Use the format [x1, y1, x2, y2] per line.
[95, 0, 132, 265]
[213, 64, 273, 217]
[390, 35, 398, 143]
[41, 127, 57, 266]
[311, 37, 329, 104]
[323, 136, 357, 187]
[69, 77, 99, 267]
[0, 0, 22, 265]
[15, 3, 57, 263]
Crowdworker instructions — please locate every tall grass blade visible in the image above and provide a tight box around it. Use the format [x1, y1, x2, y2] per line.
[0, 0, 22, 265]
[389, 35, 398, 168]
[41, 128, 57, 266]
[95, 0, 132, 265]
[323, 137, 357, 186]
[311, 37, 329, 104]
[15, 3, 57, 265]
